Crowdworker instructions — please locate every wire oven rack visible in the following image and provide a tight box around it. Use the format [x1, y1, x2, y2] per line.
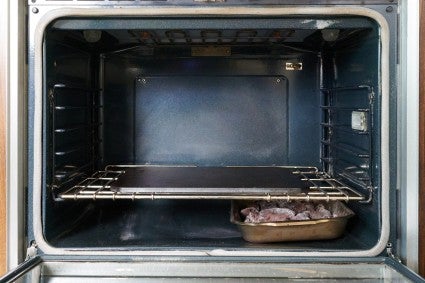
[58, 165, 366, 202]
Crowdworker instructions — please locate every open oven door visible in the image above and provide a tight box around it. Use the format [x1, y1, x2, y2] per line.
[1, 256, 424, 282]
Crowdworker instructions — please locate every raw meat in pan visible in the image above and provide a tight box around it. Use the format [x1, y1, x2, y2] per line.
[309, 203, 332, 219]
[245, 211, 261, 223]
[258, 208, 295, 222]
[241, 201, 334, 223]
[240, 207, 259, 217]
[290, 211, 311, 221]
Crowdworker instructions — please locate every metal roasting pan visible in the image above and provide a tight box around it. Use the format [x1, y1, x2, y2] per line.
[231, 200, 355, 243]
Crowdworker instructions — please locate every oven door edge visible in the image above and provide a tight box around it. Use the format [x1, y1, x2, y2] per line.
[1, 256, 424, 282]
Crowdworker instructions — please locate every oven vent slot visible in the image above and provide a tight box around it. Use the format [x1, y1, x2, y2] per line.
[57, 165, 366, 202]
[129, 29, 296, 46]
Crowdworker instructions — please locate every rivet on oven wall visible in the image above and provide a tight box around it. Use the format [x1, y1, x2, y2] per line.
[32, 7, 39, 14]
[276, 79, 281, 83]
[386, 6, 393, 13]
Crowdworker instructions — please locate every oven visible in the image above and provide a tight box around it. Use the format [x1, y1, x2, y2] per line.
[1, 0, 424, 282]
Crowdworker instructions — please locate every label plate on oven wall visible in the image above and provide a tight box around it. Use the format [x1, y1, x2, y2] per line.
[351, 111, 368, 132]
[285, 62, 303, 71]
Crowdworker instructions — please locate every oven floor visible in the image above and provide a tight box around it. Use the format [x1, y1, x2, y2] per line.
[48, 200, 371, 251]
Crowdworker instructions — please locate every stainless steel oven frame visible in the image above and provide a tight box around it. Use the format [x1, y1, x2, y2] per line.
[29, 5, 391, 258]
[2, 0, 423, 281]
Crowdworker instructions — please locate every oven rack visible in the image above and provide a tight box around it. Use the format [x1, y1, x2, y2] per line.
[57, 166, 367, 202]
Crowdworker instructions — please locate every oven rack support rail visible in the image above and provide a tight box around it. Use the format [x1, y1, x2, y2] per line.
[57, 166, 369, 202]
[319, 85, 374, 193]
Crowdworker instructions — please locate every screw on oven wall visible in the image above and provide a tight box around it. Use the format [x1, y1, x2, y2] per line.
[276, 79, 281, 83]
[386, 6, 393, 13]
[32, 7, 39, 13]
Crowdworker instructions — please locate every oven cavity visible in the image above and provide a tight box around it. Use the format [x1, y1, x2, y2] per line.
[42, 16, 381, 250]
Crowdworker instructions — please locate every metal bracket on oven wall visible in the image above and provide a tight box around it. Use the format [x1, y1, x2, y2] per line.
[386, 243, 402, 263]
[358, 186, 374, 203]
[25, 242, 38, 260]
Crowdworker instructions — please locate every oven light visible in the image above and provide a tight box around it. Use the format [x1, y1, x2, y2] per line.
[83, 30, 102, 43]
[321, 29, 340, 42]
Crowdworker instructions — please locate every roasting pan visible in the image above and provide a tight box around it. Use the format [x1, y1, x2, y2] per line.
[231, 200, 355, 243]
